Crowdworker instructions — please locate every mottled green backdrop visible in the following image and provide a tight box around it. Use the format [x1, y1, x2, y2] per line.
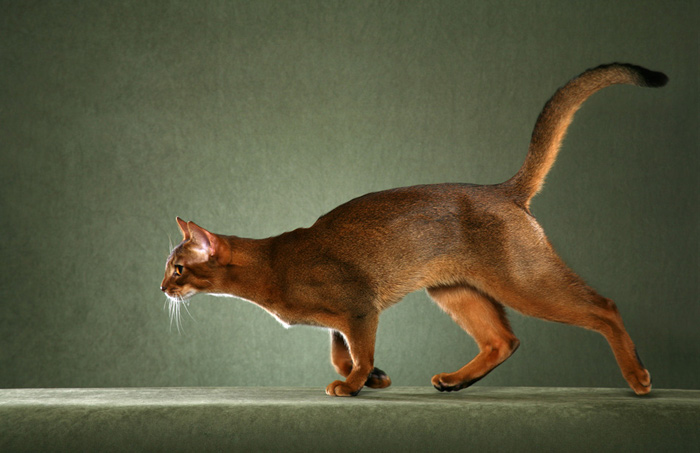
[1, 0, 697, 390]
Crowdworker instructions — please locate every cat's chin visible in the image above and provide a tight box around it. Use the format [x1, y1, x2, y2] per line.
[165, 291, 196, 302]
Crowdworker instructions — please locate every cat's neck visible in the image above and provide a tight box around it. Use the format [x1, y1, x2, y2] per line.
[215, 235, 280, 307]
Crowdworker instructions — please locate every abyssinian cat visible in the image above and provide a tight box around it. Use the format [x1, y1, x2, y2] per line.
[161, 63, 667, 396]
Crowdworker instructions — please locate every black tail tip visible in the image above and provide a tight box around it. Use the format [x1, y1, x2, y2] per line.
[632, 65, 669, 87]
[592, 63, 668, 88]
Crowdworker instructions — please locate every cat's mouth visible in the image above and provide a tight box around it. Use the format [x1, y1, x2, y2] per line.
[162, 284, 197, 301]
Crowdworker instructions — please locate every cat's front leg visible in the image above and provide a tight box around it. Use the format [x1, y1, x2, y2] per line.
[330, 330, 353, 377]
[330, 330, 392, 390]
[325, 314, 379, 397]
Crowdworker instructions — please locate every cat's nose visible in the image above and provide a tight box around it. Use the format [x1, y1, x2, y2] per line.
[160, 285, 167, 292]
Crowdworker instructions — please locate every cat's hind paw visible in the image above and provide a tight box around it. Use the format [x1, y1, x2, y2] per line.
[431, 373, 481, 392]
[630, 369, 652, 396]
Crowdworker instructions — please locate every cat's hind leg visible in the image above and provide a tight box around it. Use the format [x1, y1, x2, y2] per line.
[484, 256, 651, 395]
[330, 330, 392, 389]
[427, 285, 520, 392]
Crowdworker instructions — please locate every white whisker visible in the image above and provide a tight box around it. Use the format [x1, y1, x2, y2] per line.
[164, 295, 185, 334]
[181, 298, 196, 323]
[175, 298, 181, 334]
[176, 296, 184, 334]
[168, 297, 175, 331]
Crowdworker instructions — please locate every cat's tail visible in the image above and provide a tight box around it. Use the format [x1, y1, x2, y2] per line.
[502, 63, 667, 208]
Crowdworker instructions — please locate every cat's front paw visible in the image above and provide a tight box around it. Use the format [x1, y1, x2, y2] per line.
[325, 380, 362, 397]
[366, 367, 392, 389]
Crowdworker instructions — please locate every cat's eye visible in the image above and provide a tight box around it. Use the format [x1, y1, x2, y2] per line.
[173, 265, 184, 277]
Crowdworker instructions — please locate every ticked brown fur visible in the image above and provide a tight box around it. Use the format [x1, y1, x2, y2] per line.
[161, 64, 667, 396]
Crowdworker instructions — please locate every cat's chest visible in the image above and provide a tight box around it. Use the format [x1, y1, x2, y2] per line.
[215, 286, 340, 330]
[211, 293, 295, 329]
[266, 305, 328, 329]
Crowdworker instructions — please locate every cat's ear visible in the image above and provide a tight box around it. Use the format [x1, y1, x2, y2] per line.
[187, 221, 231, 264]
[176, 217, 190, 241]
[187, 221, 215, 256]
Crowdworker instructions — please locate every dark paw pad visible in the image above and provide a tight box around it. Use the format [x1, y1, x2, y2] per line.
[369, 367, 387, 379]
[433, 382, 459, 392]
[366, 367, 392, 389]
[433, 376, 482, 393]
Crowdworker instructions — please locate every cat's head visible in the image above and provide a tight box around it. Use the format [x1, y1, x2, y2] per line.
[160, 217, 232, 301]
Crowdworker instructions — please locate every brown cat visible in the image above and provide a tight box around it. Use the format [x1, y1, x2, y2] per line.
[161, 63, 667, 396]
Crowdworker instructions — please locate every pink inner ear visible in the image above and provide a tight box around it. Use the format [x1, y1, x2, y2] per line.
[187, 221, 217, 257]
[176, 217, 190, 241]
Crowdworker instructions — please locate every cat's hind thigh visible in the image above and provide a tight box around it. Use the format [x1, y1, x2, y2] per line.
[486, 260, 651, 395]
[427, 285, 520, 392]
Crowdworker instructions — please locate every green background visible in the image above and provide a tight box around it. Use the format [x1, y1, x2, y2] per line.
[1, 0, 697, 391]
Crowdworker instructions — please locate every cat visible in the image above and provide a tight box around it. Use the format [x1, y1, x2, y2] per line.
[161, 63, 667, 397]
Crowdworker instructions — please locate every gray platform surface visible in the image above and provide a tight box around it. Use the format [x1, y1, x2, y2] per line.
[2, 386, 698, 452]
